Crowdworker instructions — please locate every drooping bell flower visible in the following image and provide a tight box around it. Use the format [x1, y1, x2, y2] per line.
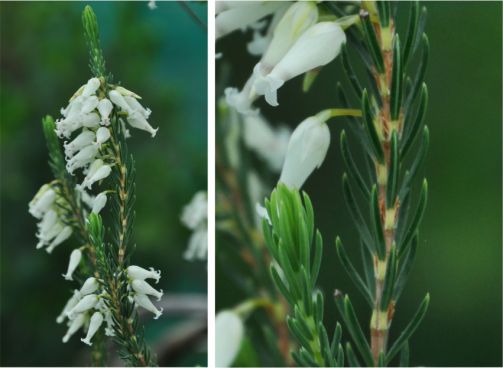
[95, 127, 111, 146]
[127, 265, 161, 284]
[63, 249, 82, 281]
[131, 279, 163, 301]
[97, 98, 113, 126]
[79, 277, 99, 296]
[133, 293, 163, 319]
[91, 192, 107, 214]
[254, 22, 346, 106]
[56, 290, 81, 324]
[46, 226, 72, 254]
[67, 294, 99, 318]
[29, 184, 56, 219]
[81, 311, 104, 346]
[62, 313, 86, 343]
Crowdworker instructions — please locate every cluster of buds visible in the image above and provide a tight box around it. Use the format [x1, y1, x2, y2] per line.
[29, 183, 72, 253]
[219, 2, 346, 112]
[180, 191, 208, 261]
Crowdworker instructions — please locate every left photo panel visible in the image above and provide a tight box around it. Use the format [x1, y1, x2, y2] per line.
[0, 2, 207, 366]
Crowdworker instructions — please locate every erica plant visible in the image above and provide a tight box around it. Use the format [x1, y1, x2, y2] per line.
[28, 6, 162, 366]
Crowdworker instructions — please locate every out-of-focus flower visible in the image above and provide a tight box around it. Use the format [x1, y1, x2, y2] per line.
[181, 191, 207, 261]
[215, 310, 244, 367]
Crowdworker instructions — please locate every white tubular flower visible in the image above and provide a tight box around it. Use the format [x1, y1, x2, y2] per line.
[134, 293, 163, 319]
[63, 249, 82, 281]
[84, 164, 112, 189]
[29, 185, 56, 219]
[103, 310, 115, 336]
[180, 191, 207, 230]
[81, 311, 104, 346]
[62, 313, 85, 343]
[127, 265, 161, 284]
[183, 227, 207, 261]
[66, 144, 99, 174]
[132, 279, 163, 301]
[95, 127, 111, 146]
[148, 1, 157, 10]
[82, 112, 101, 129]
[37, 209, 58, 237]
[56, 290, 81, 324]
[243, 114, 291, 172]
[126, 111, 158, 137]
[224, 75, 259, 116]
[82, 77, 101, 97]
[247, 30, 270, 56]
[258, 2, 318, 74]
[109, 90, 132, 114]
[92, 192, 107, 214]
[97, 98, 113, 125]
[124, 96, 151, 119]
[216, 2, 283, 40]
[79, 277, 99, 296]
[36, 222, 63, 249]
[215, 310, 244, 368]
[115, 85, 142, 99]
[46, 225, 72, 254]
[279, 113, 331, 189]
[81, 95, 100, 115]
[68, 294, 99, 318]
[64, 130, 95, 158]
[254, 22, 346, 106]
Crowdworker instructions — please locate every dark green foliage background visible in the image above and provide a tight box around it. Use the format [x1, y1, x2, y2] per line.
[0, 2, 207, 366]
[216, 2, 502, 366]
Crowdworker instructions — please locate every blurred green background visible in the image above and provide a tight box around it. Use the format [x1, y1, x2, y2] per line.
[0, 2, 207, 366]
[216, 2, 502, 366]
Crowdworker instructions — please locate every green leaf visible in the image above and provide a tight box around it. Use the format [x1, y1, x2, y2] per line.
[287, 317, 314, 354]
[404, 34, 429, 111]
[398, 179, 428, 257]
[360, 239, 375, 297]
[336, 344, 345, 367]
[311, 230, 323, 287]
[331, 323, 343, 356]
[398, 126, 429, 200]
[82, 5, 106, 77]
[380, 246, 397, 310]
[386, 130, 399, 207]
[343, 295, 374, 367]
[360, 11, 385, 73]
[402, 1, 420, 67]
[399, 340, 410, 367]
[270, 265, 295, 306]
[401, 84, 428, 159]
[378, 351, 386, 367]
[335, 237, 373, 306]
[345, 342, 361, 367]
[394, 234, 418, 301]
[390, 35, 403, 121]
[362, 90, 384, 162]
[371, 185, 386, 259]
[341, 44, 363, 99]
[376, 1, 390, 27]
[341, 130, 370, 200]
[386, 293, 430, 364]
[342, 174, 373, 247]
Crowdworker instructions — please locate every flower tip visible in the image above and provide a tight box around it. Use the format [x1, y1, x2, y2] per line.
[81, 338, 92, 346]
[63, 274, 73, 281]
[150, 128, 159, 138]
[154, 308, 163, 319]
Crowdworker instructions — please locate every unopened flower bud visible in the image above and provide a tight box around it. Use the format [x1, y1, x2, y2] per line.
[95, 127, 111, 146]
[82, 78, 101, 97]
[79, 277, 99, 296]
[279, 113, 331, 189]
[92, 192, 107, 214]
[29, 185, 56, 219]
[127, 111, 158, 137]
[109, 90, 132, 114]
[216, 310, 244, 367]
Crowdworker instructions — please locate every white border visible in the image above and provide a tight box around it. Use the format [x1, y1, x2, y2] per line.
[207, 0, 216, 367]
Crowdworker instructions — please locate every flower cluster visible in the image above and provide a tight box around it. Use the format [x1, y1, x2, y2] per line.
[29, 183, 72, 253]
[218, 2, 346, 113]
[181, 191, 208, 261]
[57, 264, 163, 345]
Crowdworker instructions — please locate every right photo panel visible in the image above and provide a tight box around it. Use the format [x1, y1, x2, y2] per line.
[215, 1, 502, 368]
